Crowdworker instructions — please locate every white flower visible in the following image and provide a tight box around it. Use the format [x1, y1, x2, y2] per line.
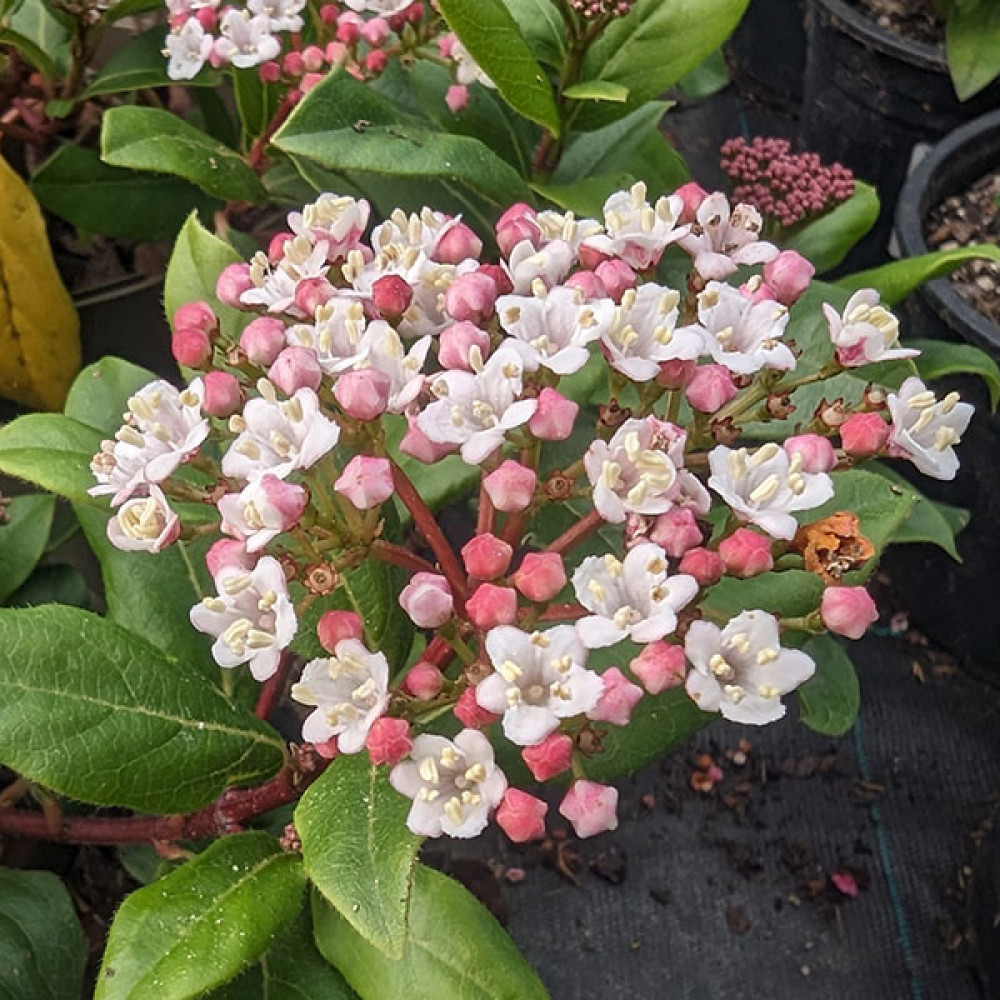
[89, 380, 208, 505]
[286, 297, 370, 375]
[585, 417, 683, 523]
[106, 486, 180, 553]
[247, 0, 304, 31]
[190, 555, 297, 680]
[164, 18, 213, 81]
[371, 207, 455, 257]
[390, 730, 507, 838]
[685, 281, 795, 374]
[343, 0, 412, 12]
[476, 626, 604, 746]
[217, 473, 307, 552]
[287, 193, 370, 262]
[222, 386, 341, 482]
[887, 377, 974, 481]
[362, 322, 431, 413]
[707, 442, 834, 540]
[572, 543, 699, 648]
[601, 283, 702, 382]
[582, 182, 687, 271]
[534, 210, 603, 254]
[242, 236, 330, 314]
[496, 286, 614, 375]
[677, 192, 779, 280]
[290, 639, 389, 753]
[417, 347, 537, 465]
[684, 611, 815, 725]
[213, 10, 280, 68]
[451, 40, 495, 89]
[824, 289, 920, 367]
[505, 239, 574, 295]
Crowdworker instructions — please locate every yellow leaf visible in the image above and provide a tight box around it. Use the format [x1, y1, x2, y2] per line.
[0, 154, 81, 411]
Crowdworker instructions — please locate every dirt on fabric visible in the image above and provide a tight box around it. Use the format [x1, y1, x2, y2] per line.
[926, 169, 1000, 327]
[848, 0, 944, 44]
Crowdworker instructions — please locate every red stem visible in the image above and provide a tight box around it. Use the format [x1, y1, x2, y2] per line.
[544, 509, 604, 556]
[247, 90, 299, 174]
[535, 602, 587, 622]
[370, 539, 437, 577]
[390, 460, 468, 607]
[476, 479, 494, 537]
[421, 636, 456, 670]
[254, 650, 294, 720]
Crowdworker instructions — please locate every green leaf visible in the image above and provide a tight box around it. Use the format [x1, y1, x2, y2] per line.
[232, 67, 280, 142]
[908, 337, 1000, 409]
[101, 107, 266, 204]
[101, 0, 161, 22]
[563, 80, 630, 103]
[312, 866, 549, 1000]
[0, 493, 55, 603]
[573, 0, 749, 129]
[164, 212, 245, 342]
[97, 832, 304, 1000]
[0, 26, 56, 77]
[499, 0, 566, 67]
[533, 173, 636, 218]
[837, 244, 1000, 306]
[7, 0, 71, 77]
[296, 755, 421, 959]
[797, 634, 860, 736]
[32, 145, 219, 242]
[785, 181, 881, 274]
[675, 47, 730, 98]
[7, 563, 90, 608]
[273, 72, 530, 211]
[946, 0, 1000, 99]
[0, 868, 86, 1000]
[436, 0, 560, 133]
[64, 356, 160, 436]
[704, 569, 825, 620]
[0, 605, 285, 812]
[0, 414, 103, 500]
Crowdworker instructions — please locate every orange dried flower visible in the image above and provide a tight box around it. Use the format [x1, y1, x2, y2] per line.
[793, 511, 874, 584]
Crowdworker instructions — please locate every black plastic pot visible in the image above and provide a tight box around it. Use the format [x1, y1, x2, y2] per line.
[800, 0, 1000, 271]
[725, 0, 807, 115]
[882, 110, 1000, 676]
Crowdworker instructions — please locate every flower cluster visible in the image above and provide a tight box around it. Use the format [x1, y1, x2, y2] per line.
[720, 136, 856, 229]
[91, 180, 973, 844]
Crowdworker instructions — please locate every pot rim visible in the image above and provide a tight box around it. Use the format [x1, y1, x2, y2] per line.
[813, 0, 947, 72]
[895, 108, 1000, 358]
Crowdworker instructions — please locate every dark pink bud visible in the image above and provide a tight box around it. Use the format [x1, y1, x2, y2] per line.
[205, 538, 256, 577]
[172, 328, 212, 369]
[259, 60, 281, 83]
[649, 508, 702, 559]
[268, 232, 293, 262]
[563, 270, 607, 300]
[334, 368, 391, 420]
[578, 243, 611, 270]
[657, 359, 697, 390]
[496, 788, 548, 843]
[400, 412, 456, 463]
[302, 44, 326, 72]
[594, 259, 637, 302]
[675, 181, 708, 224]
[283, 51, 305, 76]
[685, 364, 738, 413]
[215, 263, 253, 308]
[202, 371, 243, 418]
[445, 84, 469, 114]
[403, 661, 444, 700]
[718, 528, 773, 578]
[444, 272, 497, 325]
[240, 316, 287, 366]
[465, 583, 518, 630]
[293, 276, 336, 316]
[454, 687, 499, 729]
[268, 346, 322, 394]
[785, 433, 836, 473]
[365, 717, 412, 766]
[195, 7, 216, 29]
[364, 50, 388, 75]
[320, 3, 339, 23]
[512, 551, 566, 602]
[521, 732, 573, 782]
[529, 387, 578, 441]
[336, 12, 362, 44]
[433, 222, 483, 264]
[630, 642, 686, 694]
[840, 412, 889, 458]
[497, 202, 536, 230]
[497, 218, 541, 258]
[438, 321, 491, 371]
[764, 250, 815, 306]
[318, 611, 364, 651]
[360, 16, 390, 46]
[371, 274, 413, 321]
[461, 533, 513, 580]
[477, 263, 513, 296]
[173, 300, 217, 337]
[678, 546, 725, 586]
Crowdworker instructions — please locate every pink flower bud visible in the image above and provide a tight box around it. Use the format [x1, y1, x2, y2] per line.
[399, 572, 453, 628]
[364, 50, 388, 75]
[594, 259, 637, 303]
[454, 687, 499, 729]
[497, 218, 542, 258]
[334, 368, 391, 420]
[444, 273, 498, 325]
[440, 326, 492, 379]
[268, 346, 322, 394]
[365, 717, 412, 766]
[302, 72, 324, 93]
[559, 780, 619, 839]
[483, 460, 536, 513]
[521, 732, 573, 782]
[649, 508, 703, 559]
[685, 364, 738, 413]
[477, 263, 513, 296]
[320, 3, 338, 22]
[496, 203, 536, 231]
[465, 583, 518, 630]
[334, 455, 394, 509]
[314, 736, 340, 760]
[371, 274, 413, 321]
[461, 533, 513, 580]
[741, 277, 778, 304]
[268, 232, 294, 262]
[678, 546, 725, 586]
[336, 12, 362, 44]
[437, 31, 455, 58]
[840, 412, 889, 458]
[171, 328, 212, 369]
[434, 222, 483, 264]
[785, 433, 836, 473]
[259, 60, 281, 83]
[577, 243, 611, 270]
[675, 181, 709, 224]
[240, 316, 287, 366]
[564, 270, 607, 300]
[496, 788, 548, 843]
[821, 585, 878, 639]
[302, 44, 326, 72]
[529, 387, 578, 441]
[400, 412, 455, 463]
[513, 551, 567, 603]
[403, 661, 444, 700]
[325, 40, 346, 63]
[445, 84, 469, 113]
[293, 276, 336, 316]
[317, 610, 364, 652]
[195, 6, 216, 29]
[283, 50, 305, 76]
[360, 16, 390, 46]
[657, 359, 697, 390]
[764, 250, 815, 306]
[202, 371, 243, 418]
[718, 528, 773, 578]
[587, 667, 641, 726]
[630, 641, 686, 694]
[173, 300, 217, 337]
[205, 538, 256, 577]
